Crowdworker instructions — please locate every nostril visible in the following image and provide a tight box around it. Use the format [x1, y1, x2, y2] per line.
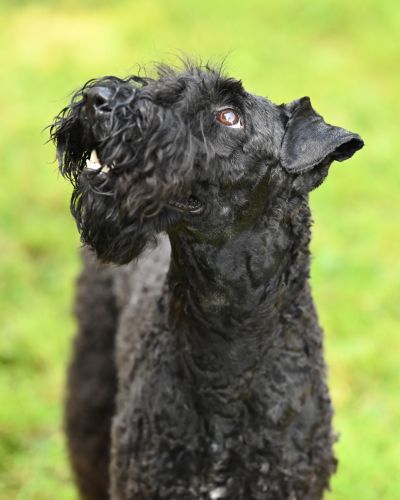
[93, 94, 107, 107]
[84, 86, 113, 114]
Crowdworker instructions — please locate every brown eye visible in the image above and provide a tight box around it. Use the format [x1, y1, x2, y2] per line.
[216, 108, 243, 128]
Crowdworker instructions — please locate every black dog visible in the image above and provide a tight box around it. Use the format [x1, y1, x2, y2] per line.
[51, 63, 363, 500]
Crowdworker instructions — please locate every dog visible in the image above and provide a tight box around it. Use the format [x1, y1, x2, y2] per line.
[51, 63, 363, 500]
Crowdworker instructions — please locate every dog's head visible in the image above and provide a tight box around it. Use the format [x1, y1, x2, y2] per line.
[51, 64, 363, 264]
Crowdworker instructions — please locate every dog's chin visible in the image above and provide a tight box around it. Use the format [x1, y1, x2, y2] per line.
[167, 195, 204, 215]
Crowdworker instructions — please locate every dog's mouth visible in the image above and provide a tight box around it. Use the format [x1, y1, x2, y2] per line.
[85, 150, 204, 215]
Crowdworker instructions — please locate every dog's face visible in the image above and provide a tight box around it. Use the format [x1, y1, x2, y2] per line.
[51, 64, 363, 263]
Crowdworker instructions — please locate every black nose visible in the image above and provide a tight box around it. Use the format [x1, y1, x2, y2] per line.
[83, 86, 114, 115]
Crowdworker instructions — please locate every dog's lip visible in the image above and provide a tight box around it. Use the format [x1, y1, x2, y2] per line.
[168, 195, 204, 215]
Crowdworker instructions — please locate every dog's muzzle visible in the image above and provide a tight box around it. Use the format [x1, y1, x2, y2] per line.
[81, 84, 204, 216]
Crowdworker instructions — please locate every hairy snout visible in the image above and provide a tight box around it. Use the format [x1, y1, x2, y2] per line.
[50, 75, 208, 263]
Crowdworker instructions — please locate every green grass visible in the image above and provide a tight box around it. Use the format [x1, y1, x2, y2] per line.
[0, 0, 399, 498]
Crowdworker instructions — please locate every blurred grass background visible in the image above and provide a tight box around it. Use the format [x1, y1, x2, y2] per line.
[0, 0, 399, 498]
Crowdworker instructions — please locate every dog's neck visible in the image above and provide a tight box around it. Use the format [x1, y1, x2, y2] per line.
[167, 192, 314, 418]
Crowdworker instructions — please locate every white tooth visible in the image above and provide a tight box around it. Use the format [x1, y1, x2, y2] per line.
[85, 159, 100, 170]
[90, 149, 100, 164]
[85, 149, 112, 173]
[85, 149, 102, 171]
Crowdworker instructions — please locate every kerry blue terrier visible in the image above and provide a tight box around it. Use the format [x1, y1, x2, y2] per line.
[51, 63, 363, 500]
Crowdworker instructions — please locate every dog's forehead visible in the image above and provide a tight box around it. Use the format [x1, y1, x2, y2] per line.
[85, 69, 276, 118]
[140, 68, 247, 106]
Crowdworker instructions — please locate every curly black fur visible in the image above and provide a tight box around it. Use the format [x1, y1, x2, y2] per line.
[51, 62, 363, 500]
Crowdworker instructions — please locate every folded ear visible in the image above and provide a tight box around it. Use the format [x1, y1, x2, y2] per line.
[280, 97, 364, 189]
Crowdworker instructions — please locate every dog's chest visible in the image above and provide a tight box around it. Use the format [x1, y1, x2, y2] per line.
[112, 326, 325, 500]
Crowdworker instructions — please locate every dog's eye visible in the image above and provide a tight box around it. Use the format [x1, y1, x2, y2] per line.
[216, 108, 243, 128]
